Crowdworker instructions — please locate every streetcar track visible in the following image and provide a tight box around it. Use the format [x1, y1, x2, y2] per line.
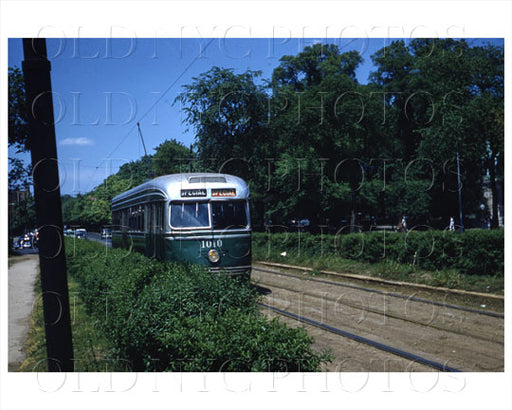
[257, 261, 504, 301]
[254, 276, 503, 345]
[257, 302, 462, 372]
[254, 265, 504, 371]
[253, 266, 504, 319]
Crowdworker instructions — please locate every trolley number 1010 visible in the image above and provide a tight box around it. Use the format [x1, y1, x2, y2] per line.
[201, 239, 223, 249]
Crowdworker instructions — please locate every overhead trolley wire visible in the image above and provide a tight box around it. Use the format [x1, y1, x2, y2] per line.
[91, 37, 217, 175]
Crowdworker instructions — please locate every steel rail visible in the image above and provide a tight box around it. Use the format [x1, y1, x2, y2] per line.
[253, 266, 504, 319]
[258, 302, 462, 372]
[256, 261, 504, 301]
[254, 275, 503, 345]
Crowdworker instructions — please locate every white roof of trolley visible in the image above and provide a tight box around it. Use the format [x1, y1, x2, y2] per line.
[112, 173, 249, 208]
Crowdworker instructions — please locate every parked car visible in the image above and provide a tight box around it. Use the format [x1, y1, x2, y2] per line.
[64, 229, 75, 237]
[22, 235, 32, 248]
[101, 227, 112, 239]
[75, 228, 87, 239]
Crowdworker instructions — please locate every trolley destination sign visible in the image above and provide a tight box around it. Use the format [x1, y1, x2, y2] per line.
[212, 188, 236, 197]
[180, 188, 207, 198]
[179, 188, 237, 198]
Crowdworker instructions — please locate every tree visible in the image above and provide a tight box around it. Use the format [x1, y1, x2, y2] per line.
[8, 67, 33, 190]
[409, 40, 503, 225]
[10, 196, 36, 235]
[176, 67, 271, 224]
[8, 67, 30, 152]
[466, 44, 504, 227]
[61, 194, 86, 225]
[370, 40, 433, 162]
[8, 67, 33, 242]
[370, 39, 503, 227]
[152, 139, 194, 175]
[115, 158, 152, 188]
[266, 44, 424, 228]
[8, 157, 32, 190]
[271, 44, 362, 91]
[177, 66, 269, 172]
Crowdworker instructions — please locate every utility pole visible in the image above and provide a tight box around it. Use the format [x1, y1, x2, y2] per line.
[22, 38, 74, 371]
[456, 149, 464, 233]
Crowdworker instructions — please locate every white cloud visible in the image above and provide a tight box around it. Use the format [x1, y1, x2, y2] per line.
[60, 137, 94, 146]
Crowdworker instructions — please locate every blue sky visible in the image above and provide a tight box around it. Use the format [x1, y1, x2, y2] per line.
[8, 37, 503, 195]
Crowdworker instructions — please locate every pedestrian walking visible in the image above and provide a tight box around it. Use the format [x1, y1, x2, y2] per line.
[401, 216, 408, 232]
[449, 217, 455, 232]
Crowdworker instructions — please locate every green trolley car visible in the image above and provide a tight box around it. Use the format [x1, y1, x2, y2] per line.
[111, 173, 251, 278]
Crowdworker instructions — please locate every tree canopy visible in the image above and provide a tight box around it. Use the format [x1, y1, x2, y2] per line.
[9, 39, 504, 231]
[177, 40, 503, 229]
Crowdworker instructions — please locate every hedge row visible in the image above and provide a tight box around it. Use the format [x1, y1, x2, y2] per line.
[253, 229, 504, 276]
[65, 239, 330, 371]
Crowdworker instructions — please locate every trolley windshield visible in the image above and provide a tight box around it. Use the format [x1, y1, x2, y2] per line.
[170, 200, 249, 229]
[170, 202, 209, 228]
[211, 201, 248, 229]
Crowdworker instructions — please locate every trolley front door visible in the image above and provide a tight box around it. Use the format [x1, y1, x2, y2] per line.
[147, 203, 155, 258]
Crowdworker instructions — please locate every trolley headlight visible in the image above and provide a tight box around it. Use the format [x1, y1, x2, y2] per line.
[208, 248, 220, 263]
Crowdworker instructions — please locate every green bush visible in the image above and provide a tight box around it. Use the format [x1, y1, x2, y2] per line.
[253, 228, 504, 277]
[65, 238, 331, 371]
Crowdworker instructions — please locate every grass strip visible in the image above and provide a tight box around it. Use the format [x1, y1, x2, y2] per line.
[18, 276, 119, 372]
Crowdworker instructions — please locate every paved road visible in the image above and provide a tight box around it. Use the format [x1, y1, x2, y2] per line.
[8, 254, 39, 371]
[10, 247, 39, 256]
[87, 232, 112, 248]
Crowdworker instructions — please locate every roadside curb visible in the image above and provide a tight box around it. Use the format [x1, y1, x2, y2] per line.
[255, 260, 504, 301]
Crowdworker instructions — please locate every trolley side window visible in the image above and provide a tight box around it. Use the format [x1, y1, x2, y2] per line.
[170, 202, 209, 228]
[127, 205, 145, 231]
[112, 211, 121, 228]
[211, 201, 248, 229]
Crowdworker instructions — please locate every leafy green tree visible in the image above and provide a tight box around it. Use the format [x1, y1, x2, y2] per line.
[176, 66, 271, 224]
[152, 139, 193, 175]
[10, 196, 36, 235]
[410, 40, 503, 224]
[61, 194, 86, 225]
[271, 44, 362, 90]
[177, 66, 269, 172]
[466, 44, 504, 227]
[266, 44, 426, 228]
[8, 67, 29, 152]
[8, 67, 33, 191]
[80, 197, 111, 227]
[115, 158, 152, 187]
[265, 45, 363, 226]
[370, 40, 437, 162]
[8, 67, 33, 242]
[370, 39, 503, 226]
[8, 157, 32, 189]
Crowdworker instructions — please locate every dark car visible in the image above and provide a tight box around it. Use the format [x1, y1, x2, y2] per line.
[75, 229, 87, 239]
[101, 228, 112, 239]
[21, 234, 33, 248]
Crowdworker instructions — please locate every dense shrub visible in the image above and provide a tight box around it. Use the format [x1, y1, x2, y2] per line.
[253, 228, 504, 277]
[65, 238, 330, 371]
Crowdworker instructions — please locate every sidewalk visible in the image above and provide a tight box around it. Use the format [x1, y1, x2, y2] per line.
[8, 254, 39, 371]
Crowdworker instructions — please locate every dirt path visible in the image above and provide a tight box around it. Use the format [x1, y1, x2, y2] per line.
[8, 254, 39, 371]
